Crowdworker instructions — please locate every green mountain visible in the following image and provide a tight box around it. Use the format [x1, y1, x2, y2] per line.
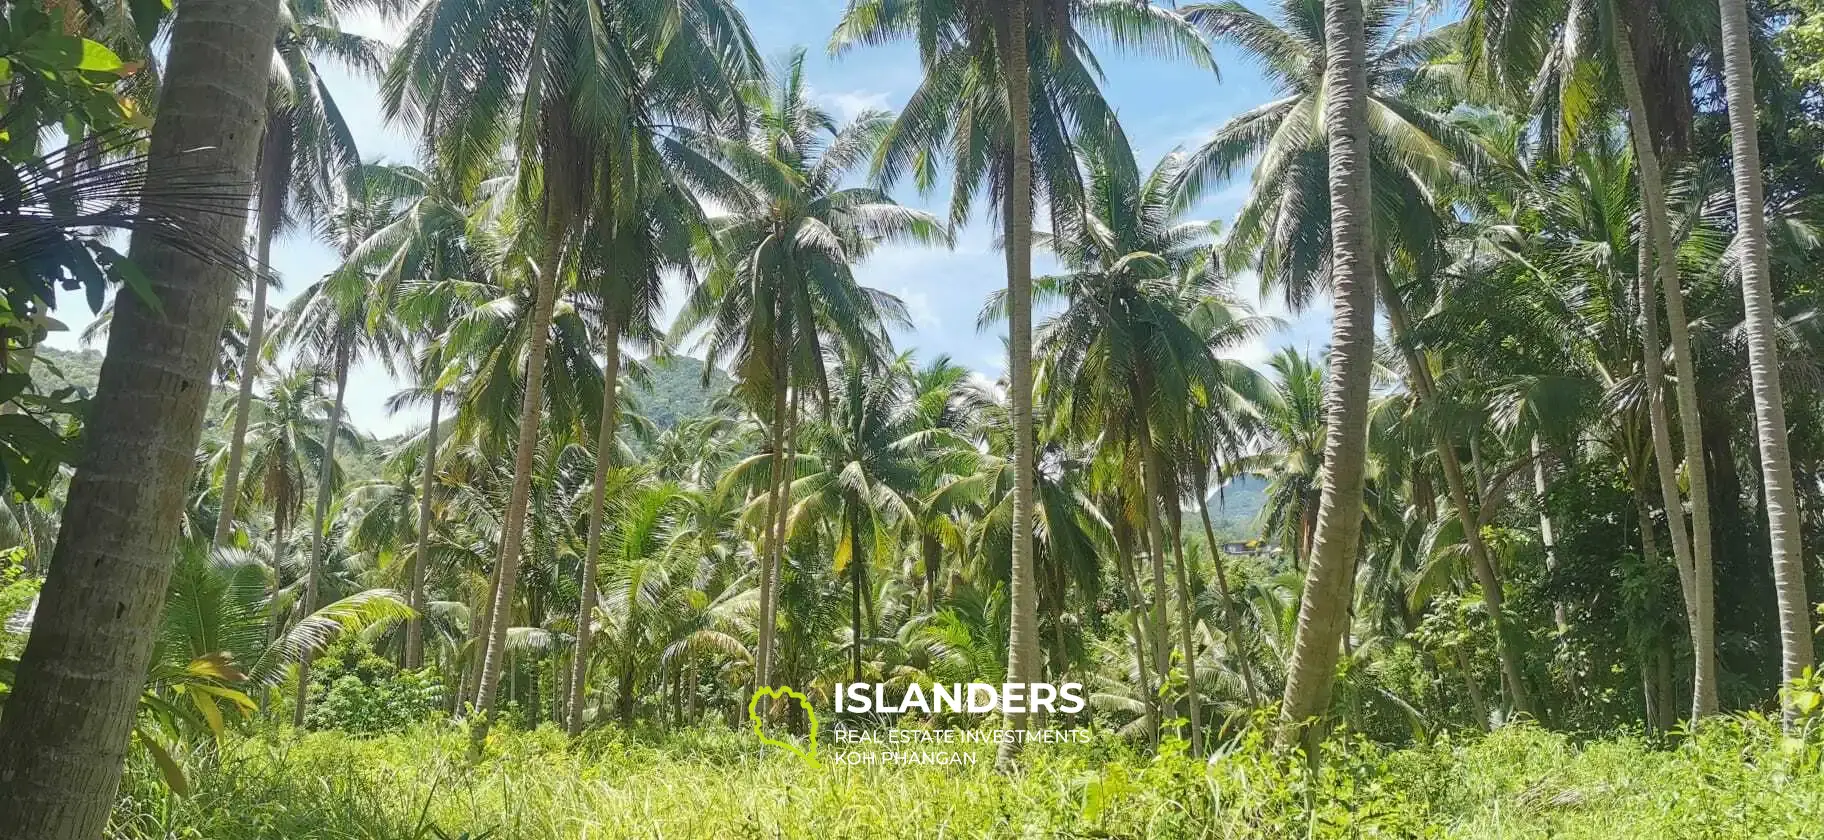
[630, 356, 732, 428]
[1203, 474, 1267, 540]
[29, 346, 106, 396]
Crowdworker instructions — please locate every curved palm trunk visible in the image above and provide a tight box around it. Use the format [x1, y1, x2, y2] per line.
[1717, 0, 1813, 716]
[0, 1, 277, 832]
[1197, 485, 1260, 707]
[568, 324, 622, 735]
[296, 341, 351, 728]
[215, 123, 290, 547]
[1614, 18, 1719, 719]
[405, 384, 442, 671]
[1277, 0, 1377, 749]
[1381, 282, 1535, 718]
[467, 237, 563, 760]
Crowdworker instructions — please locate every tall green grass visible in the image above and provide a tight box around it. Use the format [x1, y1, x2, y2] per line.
[110, 718, 1824, 838]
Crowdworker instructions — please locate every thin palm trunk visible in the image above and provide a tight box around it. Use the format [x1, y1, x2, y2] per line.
[1613, 17, 1718, 718]
[1382, 282, 1535, 717]
[1166, 508, 1203, 757]
[997, 0, 1041, 771]
[1532, 436, 1576, 696]
[406, 384, 442, 670]
[1112, 520, 1158, 745]
[1136, 418, 1195, 752]
[0, 2, 278, 831]
[215, 125, 290, 547]
[1278, 0, 1377, 748]
[468, 236, 563, 760]
[848, 508, 865, 683]
[1716, 0, 1813, 714]
[296, 341, 351, 728]
[756, 361, 788, 689]
[1139, 479, 1172, 694]
[1197, 487, 1260, 707]
[568, 323, 622, 735]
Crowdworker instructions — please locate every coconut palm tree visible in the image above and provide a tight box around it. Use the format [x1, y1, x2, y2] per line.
[1029, 145, 1268, 754]
[673, 48, 945, 690]
[271, 166, 417, 725]
[216, 0, 398, 548]
[1714, 0, 1814, 706]
[1462, 0, 1721, 721]
[793, 358, 921, 683]
[0, 0, 281, 833]
[385, 0, 760, 754]
[832, 0, 1212, 767]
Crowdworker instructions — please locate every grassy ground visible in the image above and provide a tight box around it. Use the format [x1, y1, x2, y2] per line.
[111, 718, 1824, 839]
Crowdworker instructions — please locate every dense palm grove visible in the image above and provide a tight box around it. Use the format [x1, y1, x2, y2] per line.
[6, 0, 1824, 835]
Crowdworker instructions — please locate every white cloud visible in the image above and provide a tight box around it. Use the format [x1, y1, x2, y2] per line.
[810, 87, 893, 122]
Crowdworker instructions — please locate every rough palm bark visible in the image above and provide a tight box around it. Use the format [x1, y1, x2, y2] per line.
[567, 324, 622, 735]
[405, 384, 442, 671]
[0, 0, 279, 833]
[214, 123, 290, 547]
[1716, 0, 1814, 713]
[996, 0, 1041, 772]
[1277, 0, 1376, 748]
[296, 341, 351, 727]
[1613, 17, 1719, 718]
[467, 237, 563, 759]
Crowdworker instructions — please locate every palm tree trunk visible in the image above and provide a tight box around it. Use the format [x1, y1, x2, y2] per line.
[997, 0, 1041, 772]
[1278, 0, 1377, 749]
[756, 370, 787, 689]
[568, 321, 622, 735]
[1717, 0, 1813, 715]
[214, 123, 290, 547]
[1532, 436, 1576, 696]
[1137, 417, 1197, 754]
[849, 509, 865, 684]
[406, 384, 442, 671]
[1197, 487, 1260, 707]
[1138, 479, 1172, 697]
[1614, 17, 1719, 719]
[296, 341, 352, 728]
[467, 235, 563, 760]
[1381, 281, 1535, 718]
[0, 1, 277, 832]
[1112, 520, 1158, 745]
[1166, 508, 1204, 758]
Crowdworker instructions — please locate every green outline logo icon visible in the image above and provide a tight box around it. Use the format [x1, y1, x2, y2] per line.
[749, 686, 819, 767]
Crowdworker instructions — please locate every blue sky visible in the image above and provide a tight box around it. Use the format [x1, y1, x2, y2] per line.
[49, 0, 1332, 437]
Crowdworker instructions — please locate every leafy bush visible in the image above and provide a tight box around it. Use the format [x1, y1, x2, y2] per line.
[302, 639, 444, 734]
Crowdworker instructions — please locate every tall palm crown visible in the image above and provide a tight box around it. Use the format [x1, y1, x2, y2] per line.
[1184, 0, 1474, 306]
[1036, 149, 1265, 453]
[675, 49, 946, 411]
[832, 0, 1211, 230]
